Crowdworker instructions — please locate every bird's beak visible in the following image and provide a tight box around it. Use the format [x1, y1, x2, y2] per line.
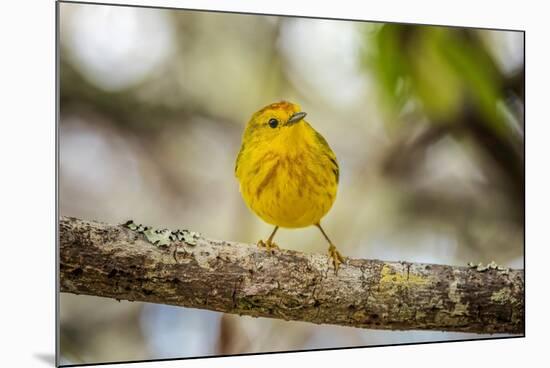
[287, 111, 307, 126]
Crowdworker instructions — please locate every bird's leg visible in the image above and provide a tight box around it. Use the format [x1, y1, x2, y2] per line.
[257, 226, 279, 250]
[316, 223, 345, 274]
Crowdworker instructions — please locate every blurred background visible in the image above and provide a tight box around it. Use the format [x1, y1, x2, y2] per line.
[58, 3, 524, 365]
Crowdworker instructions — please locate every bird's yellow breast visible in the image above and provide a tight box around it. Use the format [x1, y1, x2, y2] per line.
[235, 121, 338, 228]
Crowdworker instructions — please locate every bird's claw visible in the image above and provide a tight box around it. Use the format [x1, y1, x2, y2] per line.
[328, 244, 344, 274]
[257, 239, 279, 251]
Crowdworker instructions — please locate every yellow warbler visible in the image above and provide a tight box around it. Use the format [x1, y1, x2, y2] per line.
[235, 101, 344, 272]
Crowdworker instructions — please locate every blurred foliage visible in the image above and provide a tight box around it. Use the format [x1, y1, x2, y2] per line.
[365, 24, 523, 221]
[367, 25, 518, 131]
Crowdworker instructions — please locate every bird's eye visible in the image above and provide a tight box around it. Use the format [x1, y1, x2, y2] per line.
[268, 118, 279, 128]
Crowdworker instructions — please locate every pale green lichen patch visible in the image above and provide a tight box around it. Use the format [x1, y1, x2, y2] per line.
[467, 261, 510, 274]
[448, 278, 469, 316]
[172, 230, 200, 246]
[143, 228, 172, 247]
[379, 264, 431, 287]
[123, 220, 200, 247]
[123, 220, 150, 232]
[415, 310, 427, 321]
[491, 287, 513, 304]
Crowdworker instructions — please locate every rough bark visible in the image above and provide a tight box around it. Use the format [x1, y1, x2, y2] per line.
[59, 216, 524, 334]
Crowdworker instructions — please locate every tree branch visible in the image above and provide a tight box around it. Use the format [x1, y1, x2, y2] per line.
[59, 216, 524, 334]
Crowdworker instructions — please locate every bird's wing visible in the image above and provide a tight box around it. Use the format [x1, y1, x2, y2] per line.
[314, 131, 339, 183]
[234, 142, 246, 178]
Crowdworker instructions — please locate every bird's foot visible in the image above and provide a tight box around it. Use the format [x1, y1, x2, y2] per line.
[257, 239, 279, 251]
[328, 244, 345, 274]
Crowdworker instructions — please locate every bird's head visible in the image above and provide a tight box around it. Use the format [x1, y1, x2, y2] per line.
[244, 101, 308, 142]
